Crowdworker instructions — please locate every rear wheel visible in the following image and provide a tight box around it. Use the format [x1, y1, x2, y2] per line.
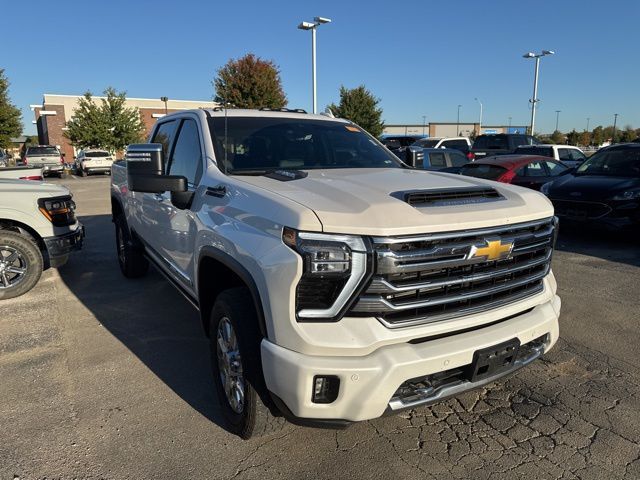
[209, 288, 286, 439]
[114, 215, 148, 278]
[0, 231, 43, 300]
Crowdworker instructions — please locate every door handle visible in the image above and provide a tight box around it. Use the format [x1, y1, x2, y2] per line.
[206, 185, 227, 198]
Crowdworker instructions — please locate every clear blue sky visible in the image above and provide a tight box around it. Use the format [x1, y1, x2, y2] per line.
[3, 0, 639, 135]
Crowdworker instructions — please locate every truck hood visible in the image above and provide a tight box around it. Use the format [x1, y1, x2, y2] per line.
[0, 179, 70, 196]
[235, 168, 554, 236]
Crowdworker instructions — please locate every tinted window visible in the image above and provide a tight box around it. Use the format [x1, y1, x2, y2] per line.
[152, 120, 179, 160]
[168, 119, 203, 184]
[576, 148, 640, 177]
[415, 139, 440, 148]
[26, 146, 59, 156]
[460, 164, 507, 180]
[85, 151, 110, 157]
[522, 161, 548, 177]
[429, 152, 447, 167]
[442, 139, 469, 152]
[517, 146, 553, 157]
[209, 117, 401, 173]
[473, 136, 508, 150]
[570, 149, 586, 161]
[449, 151, 468, 167]
[545, 161, 568, 176]
[558, 148, 573, 161]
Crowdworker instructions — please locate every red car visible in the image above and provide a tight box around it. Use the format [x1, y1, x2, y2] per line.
[459, 154, 570, 190]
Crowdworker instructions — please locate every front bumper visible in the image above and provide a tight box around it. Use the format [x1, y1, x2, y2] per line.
[262, 294, 560, 423]
[43, 225, 85, 267]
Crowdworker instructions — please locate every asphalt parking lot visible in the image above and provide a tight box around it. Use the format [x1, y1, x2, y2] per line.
[1, 175, 639, 480]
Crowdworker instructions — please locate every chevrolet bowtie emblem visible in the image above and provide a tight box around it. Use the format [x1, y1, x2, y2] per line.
[468, 239, 514, 261]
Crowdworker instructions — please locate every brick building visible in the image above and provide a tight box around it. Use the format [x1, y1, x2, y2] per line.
[31, 94, 218, 160]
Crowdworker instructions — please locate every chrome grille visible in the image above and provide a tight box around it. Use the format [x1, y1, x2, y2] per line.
[350, 217, 556, 328]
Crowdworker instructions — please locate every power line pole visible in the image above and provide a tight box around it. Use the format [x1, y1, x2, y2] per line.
[612, 113, 618, 144]
[555, 110, 561, 132]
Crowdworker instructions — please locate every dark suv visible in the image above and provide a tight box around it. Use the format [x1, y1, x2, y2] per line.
[470, 134, 539, 159]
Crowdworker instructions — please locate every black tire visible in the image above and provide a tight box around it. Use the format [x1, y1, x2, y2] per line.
[209, 288, 286, 439]
[0, 231, 43, 300]
[114, 215, 148, 278]
[80, 168, 87, 177]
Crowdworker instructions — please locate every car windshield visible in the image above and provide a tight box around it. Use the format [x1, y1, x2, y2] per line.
[209, 117, 402, 174]
[575, 148, 640, 177]
[27, 146, 59, 156]
[459, 163, 507, 180]
[414, 139, 439, 148]
[473, 136, 508, 150]
[85, 151, 110, 157]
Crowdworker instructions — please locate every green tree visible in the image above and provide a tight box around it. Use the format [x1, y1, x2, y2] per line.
[327, 85, 385, 137]
[619, 125, 636, 143]
[591, 126, 604, 146]
[0, 69, 22, 149]
[550, 130, 564, 144]
[566, 129, 580, 146]
[579, 131, 591, 147]
[213, 54, 287, 109]
[65, 88, 145, 152]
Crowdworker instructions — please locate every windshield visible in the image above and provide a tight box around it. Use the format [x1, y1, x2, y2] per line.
[85, 151, 110, 157]
[459, 163, 507, 180]
[414, 139, 439, 148]
[575, 148, 640, 177]
[209, 117, 402, 173]
[473, 136, 508, 150]
[26, 146, 59, 156]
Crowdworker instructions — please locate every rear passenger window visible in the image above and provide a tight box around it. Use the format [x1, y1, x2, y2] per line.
[167, 119, 203, 185]
[558, 149, 573, 161]
[545, 161, 568, 176]
[524, 161, 547, 176]
[429, 152, 447, 167]
[152, 120, 179, 161]
[449, 151, 468, 167]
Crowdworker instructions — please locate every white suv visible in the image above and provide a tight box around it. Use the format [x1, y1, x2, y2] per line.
[75, 149, 114, 176]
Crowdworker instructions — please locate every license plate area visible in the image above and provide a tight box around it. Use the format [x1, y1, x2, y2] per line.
[469, 338, 520, 382]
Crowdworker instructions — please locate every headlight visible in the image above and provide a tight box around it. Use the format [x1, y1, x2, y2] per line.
[611, 189, 640, 201]
[540, 182, 552, 196]
[38, 195, 76, 226]
[283, 227, 369, 321]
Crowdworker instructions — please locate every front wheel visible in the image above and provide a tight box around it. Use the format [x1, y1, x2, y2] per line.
[0, 231, 43, 300]
[209, 288, 286, 439]
[114, 215, 148, 278]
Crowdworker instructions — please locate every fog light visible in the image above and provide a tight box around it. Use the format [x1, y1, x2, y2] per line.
[312, 375, 340, 404]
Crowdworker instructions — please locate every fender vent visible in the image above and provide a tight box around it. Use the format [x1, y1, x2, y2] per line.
[402, 187, 503, 207]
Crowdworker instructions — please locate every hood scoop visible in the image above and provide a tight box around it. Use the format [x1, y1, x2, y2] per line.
[397, 187, 504, 207]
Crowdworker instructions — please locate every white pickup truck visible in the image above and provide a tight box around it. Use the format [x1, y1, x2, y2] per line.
[111, 108, 561, 438]
[0, 166, 44, 181]
[0, 179, 84, 299]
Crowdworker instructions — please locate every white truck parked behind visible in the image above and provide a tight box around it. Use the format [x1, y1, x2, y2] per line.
[0, 179, 84, 299]
[111, 108, 561, 438]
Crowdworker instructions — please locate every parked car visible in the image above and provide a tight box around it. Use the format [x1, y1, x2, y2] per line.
[541, 143, 640, 229]
[0, 166, 44, 181]
[515, 144, 587, 168]
[380, 134, 424, 156]
[74, 149, 115, 176]
[111, 108, 560, 439]
[411, 136, 472, 154]
[470, 134, 540, 160]
[22, 145, 64, 177]
[459, 155, 571, 191]
[0, 179, 84, 299]
[0, 148, 10, 167]
[405, 147, 469, 172]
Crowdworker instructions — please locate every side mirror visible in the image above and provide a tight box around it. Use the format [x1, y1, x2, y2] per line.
[126, 143, 187, 194]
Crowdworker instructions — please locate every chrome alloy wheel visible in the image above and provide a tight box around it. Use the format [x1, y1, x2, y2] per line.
[216, 316, 245, 414]
[0, 246, 28, 289]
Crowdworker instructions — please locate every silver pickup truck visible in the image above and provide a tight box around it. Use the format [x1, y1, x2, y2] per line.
[111, 108, 561, 439]
[22, 145, 65, 177]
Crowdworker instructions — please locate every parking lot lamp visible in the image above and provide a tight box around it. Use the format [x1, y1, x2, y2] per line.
[586, 117, 590, 132]
[523, 50, 554, 135]
[298, 17, 331, 114]
[160, 96, 168, 115]
[612, 113, 618, 144]
[474, 98, 483, 135]
[457, 105, 462, 135]
[422, 115, 426, 136]
[555, 110, 561, 132]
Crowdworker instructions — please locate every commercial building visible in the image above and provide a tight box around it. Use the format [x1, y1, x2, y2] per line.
[383, 122, 528, 138]
[31, 94, 219, 160]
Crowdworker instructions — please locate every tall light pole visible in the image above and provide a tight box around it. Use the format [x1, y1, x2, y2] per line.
[523, 50, 555, 135]
[422, 115, 426, 136]
[457, 105, 462, 135]
[508, 116, 512, 131]
[474, 98, 483, 135]
[555, 110, 561, 132]
[160, 96, 168, 115]
[586, 117, 590, 132]
[298, 17, 331, 114]
[612, 113, 619, 144]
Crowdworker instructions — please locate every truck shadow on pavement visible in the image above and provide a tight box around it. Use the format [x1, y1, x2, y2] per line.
[555, 225, 640, 267]
[56, 213, 229, 432]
